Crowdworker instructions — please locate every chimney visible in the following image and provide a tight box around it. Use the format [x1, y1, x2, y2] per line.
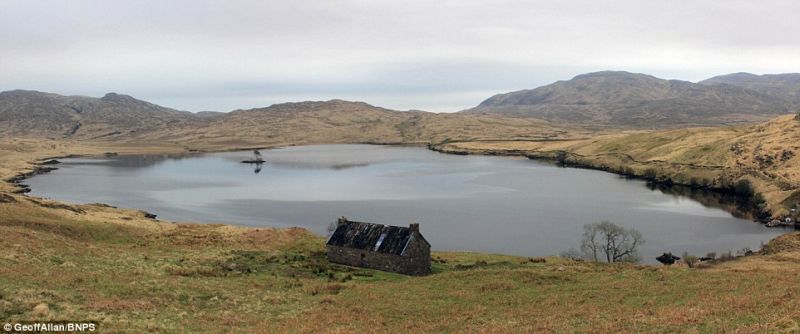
[338, 216, 348, 226]
[409, 223, 420, 234]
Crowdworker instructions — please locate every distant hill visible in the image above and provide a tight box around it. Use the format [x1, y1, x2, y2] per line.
[0, 91, 563, 145]
[0, 90, 198, 138]
[700, 72, 800, 106]
[194, 111, 225, 118]
[165, 99, 561, 147]
[467, 71, 793, 127]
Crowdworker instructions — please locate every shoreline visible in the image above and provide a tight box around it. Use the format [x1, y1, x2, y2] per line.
[1, 140, 791, 265]
[9, 141, 784, 225]
[6, 142, 788, 260]
[427, 142, 780, 224]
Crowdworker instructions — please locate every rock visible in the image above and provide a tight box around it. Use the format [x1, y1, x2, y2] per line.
[40, 159, 61, 165]
[767, 219, 783, 227]
[32, 303, 49, 317]
[0, 193, 16, 203]
[656, 252, 681, 265]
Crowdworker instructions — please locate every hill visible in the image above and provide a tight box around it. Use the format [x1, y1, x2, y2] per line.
[467, 71, 793, 127]
[0, 90, 200, 139]
[0, 91, 580, 146]
[700, 72, 800, 106]
[89, 99, 574, 149]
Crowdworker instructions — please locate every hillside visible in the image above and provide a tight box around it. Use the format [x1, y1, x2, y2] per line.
[0, 90, 202, 139]
[98, 99, 576, 149]
[467, 71, 793, 127]
[700, 72, 800, 106]
[0, 91, 581, 147]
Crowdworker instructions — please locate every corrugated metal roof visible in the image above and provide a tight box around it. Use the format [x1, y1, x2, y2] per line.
[327, 220, 415, 256]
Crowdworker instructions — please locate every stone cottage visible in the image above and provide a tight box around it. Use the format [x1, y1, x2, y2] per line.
[326, 217, 431, 275]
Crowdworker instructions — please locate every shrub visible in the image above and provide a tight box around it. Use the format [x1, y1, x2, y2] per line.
[559, 248, 583, 261]
[682, 252, 698, 268]
[621, 166, 635, 177]
[643, 168, 658, 181]
[753, 193, 767, 208]
[738, 247, 754, 256]
[555, 151, 568, 166]
[734, 179, 755, 198]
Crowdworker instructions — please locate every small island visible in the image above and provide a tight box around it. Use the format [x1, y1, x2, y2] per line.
[240, 150, 265, 164]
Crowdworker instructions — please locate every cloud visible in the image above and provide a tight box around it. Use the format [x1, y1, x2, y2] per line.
[1, 0, 799, 112]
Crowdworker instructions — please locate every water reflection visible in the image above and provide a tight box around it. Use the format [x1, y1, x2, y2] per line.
[647, 183, 760, 220]
[26, 144, 786, 262]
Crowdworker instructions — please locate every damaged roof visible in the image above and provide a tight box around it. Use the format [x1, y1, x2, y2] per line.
[326, 220, 427, 256]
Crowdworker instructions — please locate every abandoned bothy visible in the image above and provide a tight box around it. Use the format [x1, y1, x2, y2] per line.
[326, 217, 431, 275]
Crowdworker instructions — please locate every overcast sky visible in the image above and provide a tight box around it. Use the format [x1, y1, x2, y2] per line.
[1, 1, 799, 112]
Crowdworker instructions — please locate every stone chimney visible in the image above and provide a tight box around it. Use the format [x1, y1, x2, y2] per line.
[337, 216, 348, 226]
[409, 223, 420, 234]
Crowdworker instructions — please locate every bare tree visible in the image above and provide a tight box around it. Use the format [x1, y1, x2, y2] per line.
[326, 221, 338, 236]
[580, 221, 644, 263]
[580, 223, 601, 262]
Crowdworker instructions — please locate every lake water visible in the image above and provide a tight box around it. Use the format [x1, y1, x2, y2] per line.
[27, 144, 785, 262]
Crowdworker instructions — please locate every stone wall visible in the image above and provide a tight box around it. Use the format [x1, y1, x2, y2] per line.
[327, 236, 430, 275]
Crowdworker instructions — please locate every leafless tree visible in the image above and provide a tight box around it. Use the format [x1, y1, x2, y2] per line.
[326, 221, 338, 236]
[580, 221, 643, 263]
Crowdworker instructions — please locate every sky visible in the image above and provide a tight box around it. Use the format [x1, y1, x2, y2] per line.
[1, 1, 799, 113]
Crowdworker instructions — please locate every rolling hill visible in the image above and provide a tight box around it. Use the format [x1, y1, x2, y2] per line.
[0, 90, 200, 139]
[467, 71, 794, 127]
[158, 99, 567, 149]
[0, 91, 569, 147]
[700, 72, 800, 106]
[4, 70, 798, 142]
